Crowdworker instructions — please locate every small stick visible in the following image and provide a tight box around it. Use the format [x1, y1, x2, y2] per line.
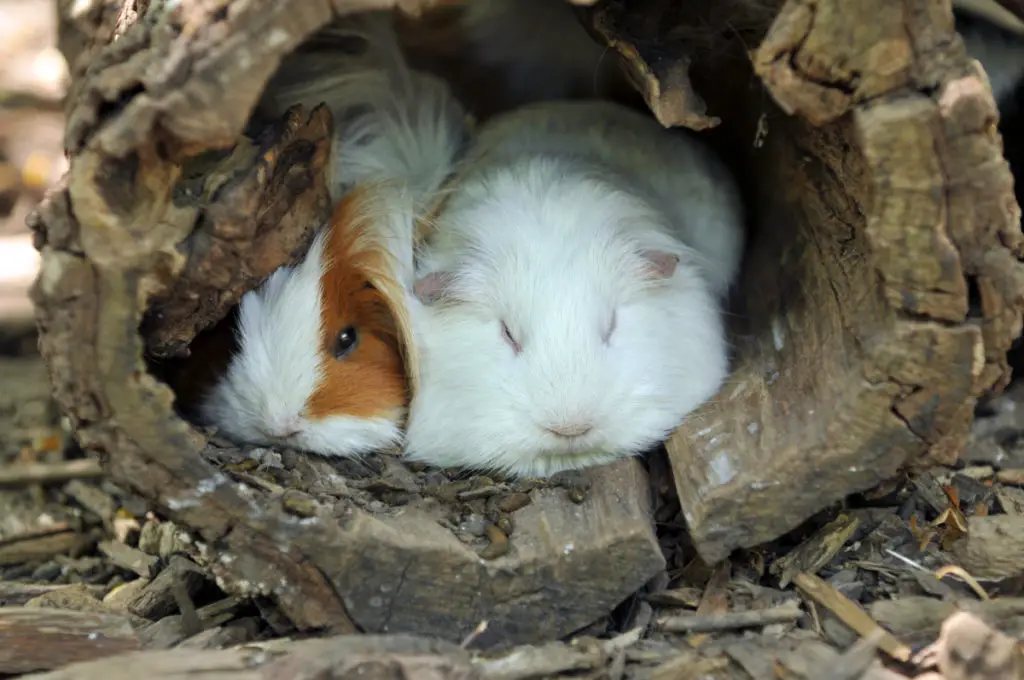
[655, 601, 803, 633]
[0, 459, 103, 487]
[0, 527, 87, 566]
[793, 572, 912, 663]
[171, 578, 202, 638]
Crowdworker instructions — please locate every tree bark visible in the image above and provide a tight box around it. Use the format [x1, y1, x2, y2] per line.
[582, 0, 1023, 562]
[30, 0, 1024, 641]
[30, 0, 665, 646]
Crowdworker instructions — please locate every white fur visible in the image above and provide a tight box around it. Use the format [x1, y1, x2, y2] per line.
[198, 12, 469, 457]
[261, 11, 469, 213]
[404, 100, 745, 477]
[197, 230, 403, 456]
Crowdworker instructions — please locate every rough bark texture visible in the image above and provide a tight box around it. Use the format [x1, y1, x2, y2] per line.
[29, 0, 1024, 640]
[29, 0, 665, 646]
[0, 607, 141, 674]
[606, 0, 1024, 562]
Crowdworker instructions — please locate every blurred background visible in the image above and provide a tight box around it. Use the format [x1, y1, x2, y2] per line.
[0, 0, 68, 356]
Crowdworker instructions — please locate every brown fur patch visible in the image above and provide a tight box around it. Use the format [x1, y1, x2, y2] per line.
[305, 188, 409, 421]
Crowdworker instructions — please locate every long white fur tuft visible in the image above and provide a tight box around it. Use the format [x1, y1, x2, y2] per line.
[259, 9, 472, 390]
[261, 10, 470, 207]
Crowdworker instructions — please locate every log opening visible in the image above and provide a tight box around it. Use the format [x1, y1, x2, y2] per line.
[29, 0, 1024, 641]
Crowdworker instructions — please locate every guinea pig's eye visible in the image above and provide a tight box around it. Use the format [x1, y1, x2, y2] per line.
[602, 310, 618, 345]
[501, 320, 522, 355]
[333, 326, 359, 359]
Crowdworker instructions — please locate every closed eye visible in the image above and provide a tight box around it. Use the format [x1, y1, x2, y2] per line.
[602, 309, 617, 345]
[501, 320, 522, 355]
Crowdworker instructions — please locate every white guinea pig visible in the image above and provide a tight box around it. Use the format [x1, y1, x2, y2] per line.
[403, 99, 745, 477]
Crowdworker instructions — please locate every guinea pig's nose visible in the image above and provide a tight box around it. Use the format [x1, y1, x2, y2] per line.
[546, 422, 594, 438]
[262, 421, 300, 441]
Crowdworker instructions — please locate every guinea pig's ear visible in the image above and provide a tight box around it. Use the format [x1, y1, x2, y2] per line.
[640, 250, 679, 280]
[413, 271, 455, 305]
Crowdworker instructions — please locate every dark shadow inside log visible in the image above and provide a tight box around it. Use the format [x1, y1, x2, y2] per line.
[30, 0, 1024, 648]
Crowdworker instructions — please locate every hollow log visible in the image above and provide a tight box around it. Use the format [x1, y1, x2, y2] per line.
[30, 0, 665, 646]
[29, 0, 1024, 644]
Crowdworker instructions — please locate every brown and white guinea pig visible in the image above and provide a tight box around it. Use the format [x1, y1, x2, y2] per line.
[196, 188, 415, 456]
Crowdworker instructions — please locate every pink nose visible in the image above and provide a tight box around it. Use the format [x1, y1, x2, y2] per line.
[546, 422, 594, 438]
[263, 420, 300, 440]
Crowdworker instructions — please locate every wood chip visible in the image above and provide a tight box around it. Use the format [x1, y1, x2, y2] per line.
[994, 485, 1024, 515]
[793, 572, 912, 662]
[949, 515, 1024, 580]
[0, 582, 105, 607]
[24, 583, 109, 615]
[102, 579, 150, 614]
[871, 596, 1024, 639]
[472, 640, 607, 680]
[0, 527, 91, 566]
[137, 597, 243, 650]
[63, 480, 118, 526]
[0, 459, 102, 487]
[98, 539, 159, 578]
[655, 601, 803, 633]
[646, 651, 730, 680]
[995, 468, 1024, 485]
[127, 555, 208, 620]
[0, 607, 140, 674]
[174, 617, 261, 650]
[772, 512, 860, 588]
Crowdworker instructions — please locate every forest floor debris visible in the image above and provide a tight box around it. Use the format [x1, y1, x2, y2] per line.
[3, 0, 1024, 678]
[4, 322, 1024, 679]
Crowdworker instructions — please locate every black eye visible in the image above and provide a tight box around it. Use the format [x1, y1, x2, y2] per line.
[333, 326, 359, 359]
[501, 320, 522, 354]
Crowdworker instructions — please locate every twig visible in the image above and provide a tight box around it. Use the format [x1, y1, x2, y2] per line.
[473, 641, 606, 680]
[793, 572, 912, 663]
[460, 621, 489, 648]
[655, 601, 803, 633]
[934, 565, 991, 600]
[0, 526, 89, 566]
[0, 459, 103, 487]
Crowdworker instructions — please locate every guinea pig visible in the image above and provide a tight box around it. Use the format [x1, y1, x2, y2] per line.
[196, 188, 413, 456]
[402, 99, 745, 477]
[198, 9, 470, 457]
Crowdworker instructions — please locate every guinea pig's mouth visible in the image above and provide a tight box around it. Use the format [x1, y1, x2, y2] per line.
[539, 433, 602, 458]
